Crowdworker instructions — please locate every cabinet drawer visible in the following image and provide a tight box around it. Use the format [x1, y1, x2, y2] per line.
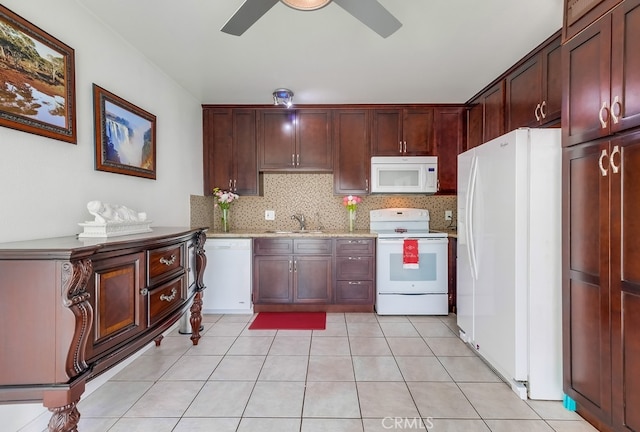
[335, 238, 374, 255]
[335, 280, 374, 304]
[148, 243, 184, 285]
[148, 277, 186, 326]
[254, 238, 293, 255]
[293, 239, 332, 254]
[336, 256, 374, 280]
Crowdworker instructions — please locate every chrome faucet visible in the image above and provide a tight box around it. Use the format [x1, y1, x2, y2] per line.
[291, 213, 306, 231]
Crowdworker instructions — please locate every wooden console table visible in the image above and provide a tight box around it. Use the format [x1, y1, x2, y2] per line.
[0, 227, 207, 432]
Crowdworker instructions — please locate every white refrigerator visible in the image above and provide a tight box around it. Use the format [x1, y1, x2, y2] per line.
[457, 128, 563, 400]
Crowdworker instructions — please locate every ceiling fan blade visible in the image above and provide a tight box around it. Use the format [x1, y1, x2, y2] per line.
[221, 0, 280, 36]
[333, 0, 402, 38]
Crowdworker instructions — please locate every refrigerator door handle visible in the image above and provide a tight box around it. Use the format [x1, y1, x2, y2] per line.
[467, 155, 479, 280]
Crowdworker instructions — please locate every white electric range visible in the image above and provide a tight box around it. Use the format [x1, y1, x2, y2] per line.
[370, 208, 449, 315]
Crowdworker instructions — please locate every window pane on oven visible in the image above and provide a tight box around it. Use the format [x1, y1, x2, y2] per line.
[389, 253, 437, 281]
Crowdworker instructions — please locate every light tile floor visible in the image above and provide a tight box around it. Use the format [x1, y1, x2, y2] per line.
[23, 313, 598, 432]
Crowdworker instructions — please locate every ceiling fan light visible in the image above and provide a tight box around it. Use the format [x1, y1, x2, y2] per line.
[281, 0, 332, 11]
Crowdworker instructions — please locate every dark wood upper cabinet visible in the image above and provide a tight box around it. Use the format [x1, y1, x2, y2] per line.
[333, 109, 370, 195]
[506, 34, 561, 130]
[564, 0, 622, 42]
[464, 83, 505, 149]
[465, 102, 483, 151]
[434, 107, 464, 194]
[371, 108, 435, 156]
[202, 108, 261, 195]
[258, 108, 332, 172]
[563, 0, 640, 147]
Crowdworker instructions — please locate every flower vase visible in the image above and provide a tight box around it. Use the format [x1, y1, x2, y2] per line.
[348, 209, 356, 232]
[221, 208, 230, 232]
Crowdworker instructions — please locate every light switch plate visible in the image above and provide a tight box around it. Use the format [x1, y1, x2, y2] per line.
[265, 210, 275, 220]
[445, 210, 453, 221]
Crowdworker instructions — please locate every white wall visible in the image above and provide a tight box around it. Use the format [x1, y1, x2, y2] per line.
[0, 0, 202, 429]
[0, 0, 203, 243]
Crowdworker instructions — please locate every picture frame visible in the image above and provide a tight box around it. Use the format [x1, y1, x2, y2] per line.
[93, 84, 156, 180]
[0, 5, 76, 143]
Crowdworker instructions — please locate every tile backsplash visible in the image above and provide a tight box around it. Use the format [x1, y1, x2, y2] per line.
[191, 174, 457, 232]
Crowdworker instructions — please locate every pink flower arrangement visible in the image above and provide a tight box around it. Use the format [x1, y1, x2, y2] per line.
[342, 195, 362, 211]
[212, 187, 239, 210]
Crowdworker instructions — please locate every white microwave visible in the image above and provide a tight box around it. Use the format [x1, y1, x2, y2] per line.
[370, 156, 438, 194]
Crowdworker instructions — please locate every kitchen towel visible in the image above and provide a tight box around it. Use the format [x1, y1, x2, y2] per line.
[403, 239, 419, 269]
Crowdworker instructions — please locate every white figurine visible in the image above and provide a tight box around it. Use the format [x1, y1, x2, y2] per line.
[87, 200, 147, 224]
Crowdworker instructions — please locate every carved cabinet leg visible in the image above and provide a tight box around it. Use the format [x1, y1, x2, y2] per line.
[190, 290, 203, 345]
[47, 399, 81, 432]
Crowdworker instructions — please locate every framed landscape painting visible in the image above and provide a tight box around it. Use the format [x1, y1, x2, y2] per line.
[93, 84, 156, 179]
[0, 5, 76, 143]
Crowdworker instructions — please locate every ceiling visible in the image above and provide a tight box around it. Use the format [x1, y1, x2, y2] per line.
[77, 0, 564, 105]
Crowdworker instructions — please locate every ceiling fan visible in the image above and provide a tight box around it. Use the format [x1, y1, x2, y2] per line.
[221, 0, 402, 38]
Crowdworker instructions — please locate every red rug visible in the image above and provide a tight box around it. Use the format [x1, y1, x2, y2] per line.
[248, 312, 326, 330]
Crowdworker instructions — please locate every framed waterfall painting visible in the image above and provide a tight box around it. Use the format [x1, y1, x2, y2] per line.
[0, 5, 77, 143]
[93, 84, 156, 179]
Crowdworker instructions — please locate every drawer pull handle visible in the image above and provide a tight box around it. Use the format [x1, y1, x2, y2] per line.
[347, 256, 363, 260]
[160, 288, 178, 302]
[160, 255, 177, 266]
[348, 281, 362, 285]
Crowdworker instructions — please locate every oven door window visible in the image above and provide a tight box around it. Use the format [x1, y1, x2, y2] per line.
[389, 253, 437, 281]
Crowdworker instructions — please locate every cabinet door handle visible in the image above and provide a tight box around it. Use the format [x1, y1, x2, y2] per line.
[140, 288, 149, 296]
[291, 154, 295, 166]
[599, 101, 609, 129]
[296, 154, 300, 166]
[399, 141, 403, 153]
[160, 255, 177, 266]
[534, 103, 541, 121]
[540, 100, 547, 119]
[233, 179, 237, 191]
[228, 178, 233, 189]
[293, 260, 297, 272]
[599, 149, 609, 177]
[365, 178, 369, 192]
[403, 141, 407, 153]
[289, 260, 293, 273]
[160, 288, 177, 302]
[610, 145, 620, 174]
[611, 96, 620, 124]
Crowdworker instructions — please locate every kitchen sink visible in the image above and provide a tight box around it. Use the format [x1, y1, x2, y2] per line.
[264, 230, 324, 234]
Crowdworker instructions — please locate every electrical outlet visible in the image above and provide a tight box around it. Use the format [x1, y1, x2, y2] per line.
[445, 210, 453, 221]
[265, 210, 275, 220]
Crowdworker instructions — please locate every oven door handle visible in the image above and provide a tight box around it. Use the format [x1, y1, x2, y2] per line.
[376, 238, 448, 244]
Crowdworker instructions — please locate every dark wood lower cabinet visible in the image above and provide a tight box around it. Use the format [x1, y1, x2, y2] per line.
[253, 237, 375, 312]
[563, 130, 640, 432]
[0, 227, 207, 432]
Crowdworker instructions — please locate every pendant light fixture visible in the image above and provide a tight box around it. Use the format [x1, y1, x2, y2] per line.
[273, 88, 294, 107]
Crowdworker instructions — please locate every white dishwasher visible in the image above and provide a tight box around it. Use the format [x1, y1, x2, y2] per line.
[203, 238, 253, 314]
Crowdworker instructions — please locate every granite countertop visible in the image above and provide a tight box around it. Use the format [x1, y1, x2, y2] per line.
[206, 229, 457, 239]
[206, 229, 377, 239]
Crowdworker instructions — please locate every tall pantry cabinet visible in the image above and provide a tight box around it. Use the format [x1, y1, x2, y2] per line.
[562, 1, 640, 431]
